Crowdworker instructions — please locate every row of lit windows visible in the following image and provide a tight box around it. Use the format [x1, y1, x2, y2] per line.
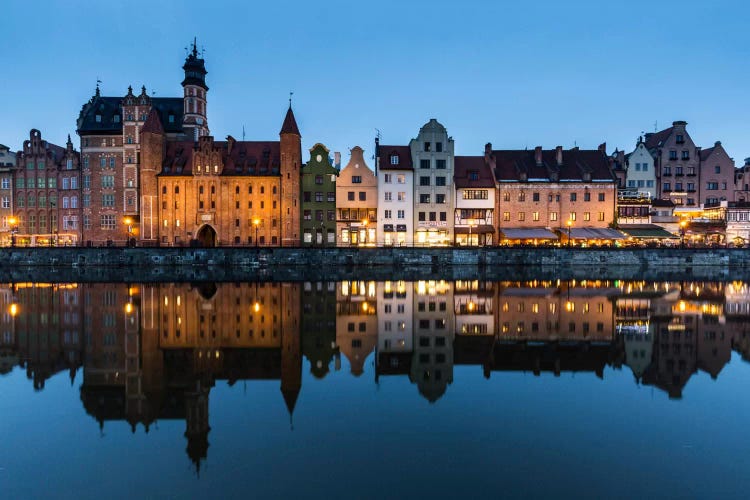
[502, 191, 606, 203]
[500, 211, 606, 222]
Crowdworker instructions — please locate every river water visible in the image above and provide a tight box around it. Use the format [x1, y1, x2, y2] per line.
[1, 279, 749, 499]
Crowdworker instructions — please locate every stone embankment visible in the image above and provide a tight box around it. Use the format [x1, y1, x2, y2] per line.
[0, 247, 748, 282]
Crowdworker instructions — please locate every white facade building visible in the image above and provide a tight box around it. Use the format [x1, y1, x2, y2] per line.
[625, 139, 657, 199]
[376, 141, 414, 246]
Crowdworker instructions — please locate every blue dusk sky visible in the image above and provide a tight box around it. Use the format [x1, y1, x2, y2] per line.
[3, 0, 749, 165]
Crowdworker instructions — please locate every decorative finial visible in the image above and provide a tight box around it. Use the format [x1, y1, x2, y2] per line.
[95, 78, 102, 97]
[192, 37, 198, 58]
[289, 91, 293, 108]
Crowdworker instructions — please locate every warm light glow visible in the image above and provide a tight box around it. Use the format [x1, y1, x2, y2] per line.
[254, 302, 260, 313]
[468, 301, 475, 312]
[124, 303, 133, 314]
[566, 219, 573, 227]
[8, 216, 17, 226]
[124, 217, 133, 226]
[362, 218, 368, 226]
[253, 218, 261, 227]
[680, 220, 687, 228]
[679, 301, 686, 312]
[362, 302, 369, 312]
[9, 303, 18, 317]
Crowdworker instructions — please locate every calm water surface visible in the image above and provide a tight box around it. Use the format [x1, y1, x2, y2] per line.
[1, 279, 750, 499]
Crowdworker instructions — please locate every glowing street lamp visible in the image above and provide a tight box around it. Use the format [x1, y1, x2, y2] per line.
[253, 218, 261, 247]
[8, 216, 18, 247]
[566, 219, 573, 248]
[124, 217, 133, 247]
[361, 218, 368, 246]
[680, 220, 687, 248]
[468, 219, 476, 247]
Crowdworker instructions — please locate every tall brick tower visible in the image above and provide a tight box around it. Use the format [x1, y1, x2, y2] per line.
[140, 109, 164, 243]
[280, 105, 301, 246]
[182, 38, 209, 141]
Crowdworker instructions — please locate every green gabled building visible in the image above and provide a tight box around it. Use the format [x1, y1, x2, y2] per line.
[301, 143, 338, 246]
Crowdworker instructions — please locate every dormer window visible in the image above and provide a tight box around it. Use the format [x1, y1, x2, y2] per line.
[390, 155, 399, 165]
[468, 170, 479, 181]
[676, 134, 684, 144]
[113, 115, 120, 123]
[95, 114, 102, 123]
[168, 114, 175, 124]
[140, 113, 147, 121]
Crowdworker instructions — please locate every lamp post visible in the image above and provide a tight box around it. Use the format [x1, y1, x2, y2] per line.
[253, 218, 260, 247]
[361, 218, 368, 246]
[320, 222, 326, 247]
[566, 219, 573, 248]
[124, 217, 133, 247]
[468, 219, 476, 246]
[680, 220, 687, 248]
[8, 216, 17, 247]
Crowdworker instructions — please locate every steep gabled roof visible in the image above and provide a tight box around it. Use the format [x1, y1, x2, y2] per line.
[492, 148, 615, 183]
[644, 127, 674, 150]
[77, 94, 184, 135]
[160, 139, 281, 176]
[141, 108, 164, 134]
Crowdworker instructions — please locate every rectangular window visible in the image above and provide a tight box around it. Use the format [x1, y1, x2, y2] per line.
[584, 212, 591, 221]
[598, 193, 605, 202]
[462, 190, 488, 200]
[436, 159, 446, 169]
[398, 192, 406, 202]
[384, 192, 392, 201]
[37, 177, 45, 188]
[503, 212, 510, 221]
[102, 175, 114, 188]
[384, 174, 392, 183]
[715, 166, 721, 174]
[315, 192, 324, 202]
[436, 142, 443, 152]
[109, 157, 115, 168]
[102, 194, 115, 207]
[550, 212, 558, 221]
[436, 194, 445, 204]
[419, 194, 431, 204]
[352, 175, 362, 184]
[359, 192, 366, 201]
[439, 212, 446, 222]
[533, 192, 540, 202]
[384, 209, 392, 219]
[429, 212, 436, 221]
[315, 175, 323, 185]
[707, 182, 718, 190]
[304, 191, 311, 202]
[100, 215, 116, 230]
[598, 212, 605, 221]
[435, 177, 446, 186]
[397, 210, 405, 219]
[518, 212, 525, 221]
[418, 212, 426, 222]
[420, 176, 430, 186]
[420, 159, 430, 169]
[397, 174, 405, 184]
[570, 193, 577, 202]
[532, 211, 539, 221]
[327, 192, 335, 202]
[83, 194, 90, 207]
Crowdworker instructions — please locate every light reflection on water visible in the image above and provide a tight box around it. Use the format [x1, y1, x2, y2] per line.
[1, 279, 750, 499]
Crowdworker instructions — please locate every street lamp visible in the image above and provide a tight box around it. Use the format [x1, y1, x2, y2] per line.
[124, 217, 133, 247]
[468, 219, 476, 246]
[680, 220, 687, 248]
[566, 219, 573, 248]
[252, 218, 260, 247]
[361, 218, 368, 246]
[8, 216, 17, 247]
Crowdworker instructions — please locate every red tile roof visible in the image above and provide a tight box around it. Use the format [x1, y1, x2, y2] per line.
[160, 139, 281, 176]
[377, 145, 413, 170]
[492, 148, 615, 182]
[454, 156, 495, 188]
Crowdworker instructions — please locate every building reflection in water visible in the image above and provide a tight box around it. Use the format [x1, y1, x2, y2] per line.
[2, 278, 750, 470]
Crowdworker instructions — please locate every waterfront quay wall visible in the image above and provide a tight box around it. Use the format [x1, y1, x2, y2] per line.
[0, 247, 749, 283]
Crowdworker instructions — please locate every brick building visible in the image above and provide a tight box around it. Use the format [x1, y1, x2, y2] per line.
[488, 144, 620, 245]
[76, 42, 300, 247]
[645, 121, 736, 207]
[11, 130, 80, 246]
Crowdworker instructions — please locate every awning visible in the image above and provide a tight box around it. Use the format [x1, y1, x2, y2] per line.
[383, 224, 394, 232]
[500, 228, 559, 240]
[455, 225, 496, 234]
[619, 225, 678, 239]
[396, 224, 407, 232]
[566, 227, 626, 240]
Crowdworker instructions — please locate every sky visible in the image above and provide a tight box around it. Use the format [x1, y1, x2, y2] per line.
[2, 0, 749, 165]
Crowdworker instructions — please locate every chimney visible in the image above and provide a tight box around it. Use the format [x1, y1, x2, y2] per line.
[534, 146, 543, 166]
[598, 142, 606, 154]
[226, 135, 236, 155]
[555, 146, 563, 166]
[714, 141, 721, 147]
[672, 120, 687, 129]
[484, 142, 492, 157]
[334, 151, 341, 169]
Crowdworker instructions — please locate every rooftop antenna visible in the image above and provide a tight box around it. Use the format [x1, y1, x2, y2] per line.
[242, 125, 246, 141]
[654, 121, 658, 132]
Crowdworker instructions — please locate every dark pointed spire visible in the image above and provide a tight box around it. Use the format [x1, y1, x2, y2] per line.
[192, 37, 198, 58]
[140, 85, 147, 96]
[182, 37, 208, 91]
[280, 105, 300, 136]
[281, 387, 300, 420]
[66, 134, 73, 150]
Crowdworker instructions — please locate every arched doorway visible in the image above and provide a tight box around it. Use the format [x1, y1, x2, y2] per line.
[196, 225, 217, 247]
